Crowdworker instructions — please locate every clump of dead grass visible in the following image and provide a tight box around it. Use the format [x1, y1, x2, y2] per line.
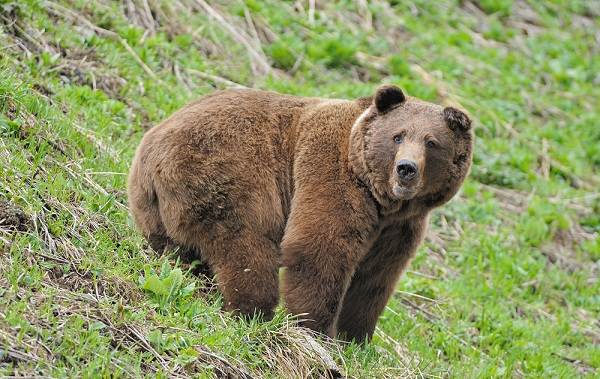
[0, 200, 29, 232]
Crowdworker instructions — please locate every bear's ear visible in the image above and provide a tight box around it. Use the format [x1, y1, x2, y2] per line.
[443, 107, 471, 132]
[374, 85, 405, 113]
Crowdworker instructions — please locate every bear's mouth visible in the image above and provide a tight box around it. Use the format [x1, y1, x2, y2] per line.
[391, 183, 417, 200]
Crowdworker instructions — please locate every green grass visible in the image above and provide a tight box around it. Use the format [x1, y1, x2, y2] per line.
[1, 0, 598, 377]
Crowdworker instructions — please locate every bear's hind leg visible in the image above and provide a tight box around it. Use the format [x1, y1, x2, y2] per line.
[161, 215, 280, 318]
[151, 153, 282, 320]
[159, 205, 280, 318]
[206, 231, 280, 320]
[127, 177, 171, 254]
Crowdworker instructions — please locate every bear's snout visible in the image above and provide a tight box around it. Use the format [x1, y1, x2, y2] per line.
[396, 159, 418, 183]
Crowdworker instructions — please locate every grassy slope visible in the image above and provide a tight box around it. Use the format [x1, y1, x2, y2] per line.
[1, 0, 598, 377]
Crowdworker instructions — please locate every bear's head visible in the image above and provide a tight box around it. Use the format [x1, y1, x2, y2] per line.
[350, 85, 473, 210]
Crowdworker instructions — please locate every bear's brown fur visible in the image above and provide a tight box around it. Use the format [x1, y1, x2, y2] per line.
[128, 85, 473, 342]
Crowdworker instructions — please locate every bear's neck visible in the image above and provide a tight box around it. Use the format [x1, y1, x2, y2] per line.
[348, 105, 392, 208]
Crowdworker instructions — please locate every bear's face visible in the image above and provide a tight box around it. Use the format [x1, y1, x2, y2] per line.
[351, 85, 473, 209]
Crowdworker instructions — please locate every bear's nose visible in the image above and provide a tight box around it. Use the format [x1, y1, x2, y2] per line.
[396, 160, 418, 182]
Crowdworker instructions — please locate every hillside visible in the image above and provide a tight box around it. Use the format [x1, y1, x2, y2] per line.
[1, 0, 598, 377]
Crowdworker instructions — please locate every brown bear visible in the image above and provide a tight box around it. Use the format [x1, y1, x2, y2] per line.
[127, 85, 473, 342]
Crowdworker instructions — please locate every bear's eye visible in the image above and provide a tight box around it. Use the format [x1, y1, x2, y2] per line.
[426, 140, 438, 148]
[393, 135, 404, 144]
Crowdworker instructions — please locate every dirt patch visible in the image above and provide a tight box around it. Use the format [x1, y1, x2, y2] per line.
[0, 199, 30, 232]
[124, 0, 161, 35]
[1, 6, 126, 101]
[57, 62, 126, 100]
[541, 224, 598, 274]
[46, 266, 143, 304]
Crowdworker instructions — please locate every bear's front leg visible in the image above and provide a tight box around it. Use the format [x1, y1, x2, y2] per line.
[337, 216, 428, 342]
[281, 196, 376, 337]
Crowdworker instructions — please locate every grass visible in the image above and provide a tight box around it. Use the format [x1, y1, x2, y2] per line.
[0, 0, 598, 377]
